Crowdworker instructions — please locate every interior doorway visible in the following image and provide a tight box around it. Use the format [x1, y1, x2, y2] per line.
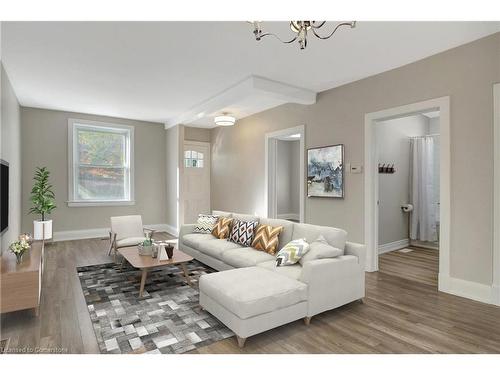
[182, 140, 211, 224]
[375, 111, 441, 287]
[364, 97, 450, 294]
[265, 125, 305, 222]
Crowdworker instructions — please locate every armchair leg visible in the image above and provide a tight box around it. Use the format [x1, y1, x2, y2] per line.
[304, 317, 312, 326]
[236, 336, 246, 348]
[107, 242, 114, 256]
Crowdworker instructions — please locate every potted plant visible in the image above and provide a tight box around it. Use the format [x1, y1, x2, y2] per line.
[9, 239, 30, 264]
[29, 167, 56, 240]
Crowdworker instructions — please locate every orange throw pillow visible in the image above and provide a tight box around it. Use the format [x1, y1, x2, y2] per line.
[211, 217, 233, 239]
[251, 224, 284, 255]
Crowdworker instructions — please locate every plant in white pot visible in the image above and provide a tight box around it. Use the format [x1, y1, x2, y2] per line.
[30, 167, 56, 240]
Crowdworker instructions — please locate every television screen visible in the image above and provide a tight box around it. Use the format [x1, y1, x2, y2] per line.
[1, 160, 9, 234]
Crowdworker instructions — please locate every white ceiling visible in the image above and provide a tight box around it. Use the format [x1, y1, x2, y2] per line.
[2, 21, 499, 126]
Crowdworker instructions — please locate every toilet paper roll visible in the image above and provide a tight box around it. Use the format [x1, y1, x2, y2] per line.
[401, 204, 414, 213]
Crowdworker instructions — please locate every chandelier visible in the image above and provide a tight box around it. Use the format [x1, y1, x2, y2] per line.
[251, 21, 356, 50]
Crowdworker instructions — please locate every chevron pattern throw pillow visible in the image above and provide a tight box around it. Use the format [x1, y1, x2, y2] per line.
[276, 239, 310, 266]
[211, 217, 233, 239]
[228, 219, 259, 247]
[193, 214, 219, 234]
[251, 224, 284, 255]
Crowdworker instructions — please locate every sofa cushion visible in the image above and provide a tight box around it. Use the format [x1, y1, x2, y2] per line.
[193, 214, 219, 234]
[259, 218, 294, 251]
[251, 224, 284, 255]
[228, 219, 259, 247]
[182, 233, 215, 249]
[292, 222, 347, 250]
[299, 235, 343, 265]
[212, 210, 232, 218]
[257, 261, 302, 280]
[232, 213, 259, 222]
[197, 239, 242, 259]
[221, 247, 275, 268]
[211, 217, 234, 239]
[199, 267, 308, 319]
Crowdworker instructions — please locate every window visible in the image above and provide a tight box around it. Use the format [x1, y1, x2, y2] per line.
[184, 150, 204, 168]
[68, 119, 134, 206]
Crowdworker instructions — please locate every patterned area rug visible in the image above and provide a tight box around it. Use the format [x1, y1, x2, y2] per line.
[77, 260, 233, 354]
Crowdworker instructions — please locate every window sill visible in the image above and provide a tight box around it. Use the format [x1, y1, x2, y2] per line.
[67, 200, 135, 207]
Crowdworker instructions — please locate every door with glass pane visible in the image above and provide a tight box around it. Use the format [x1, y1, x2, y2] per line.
[182, 141, 210, 224]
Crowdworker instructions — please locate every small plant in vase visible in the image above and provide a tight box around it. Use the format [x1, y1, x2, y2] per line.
[9, 240, 31, 264]
[29, 167, 56, 240]
[138, 238, 154, 256]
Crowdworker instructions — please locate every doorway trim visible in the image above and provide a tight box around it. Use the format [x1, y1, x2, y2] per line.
[364, 97, 450, 290]
[493, 83, 500, 305]
[265, 125, 305, 222]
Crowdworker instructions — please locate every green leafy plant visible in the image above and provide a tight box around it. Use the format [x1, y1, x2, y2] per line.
[29, 167, 56, 221]
[141, 239, 153, 247]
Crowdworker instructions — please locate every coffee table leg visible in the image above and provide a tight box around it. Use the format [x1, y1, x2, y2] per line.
[180, 263, 192, 286]
[139, 269, 148, 297]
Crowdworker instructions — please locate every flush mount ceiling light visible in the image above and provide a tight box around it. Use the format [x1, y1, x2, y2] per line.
[214, 114, 236, 126]
[251, 21, 356, 50]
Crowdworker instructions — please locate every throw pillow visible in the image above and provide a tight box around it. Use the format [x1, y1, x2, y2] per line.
[299, 234, 343, 265]
[193, 214, 219, 234]
[276, 238, 310, 267]
[211, 217, 233, 239]
[228, 219, 259, 247]
[251, 224, 284, 255]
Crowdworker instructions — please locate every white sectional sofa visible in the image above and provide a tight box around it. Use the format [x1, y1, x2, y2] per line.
[178, 210, 366, 347]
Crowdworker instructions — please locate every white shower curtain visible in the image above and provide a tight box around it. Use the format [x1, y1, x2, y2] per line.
[410, 136, 438, 242]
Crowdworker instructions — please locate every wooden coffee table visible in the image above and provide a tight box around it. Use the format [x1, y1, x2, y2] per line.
[118, 247, 194, 297]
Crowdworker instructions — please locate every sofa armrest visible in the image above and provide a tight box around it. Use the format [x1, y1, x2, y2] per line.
[299, 255, 365, 316]
[179, 224, 196, 243]
[344, 241, 366, 271]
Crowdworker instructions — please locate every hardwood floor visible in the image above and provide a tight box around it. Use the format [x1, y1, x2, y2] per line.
[378, 247, 439, 287]
[1, 236, 499, 354]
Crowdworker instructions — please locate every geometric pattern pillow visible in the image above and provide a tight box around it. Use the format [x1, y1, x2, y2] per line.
[228, 219, 259, 247]
[251, 224, 284, 255]
[276, 238, 310, 267]
[193, 214, 219, 234]
[211, 217, 233, 239]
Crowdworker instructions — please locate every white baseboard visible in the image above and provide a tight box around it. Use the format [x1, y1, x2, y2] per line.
[491, 284, 500, 306]
[439, 274, 497, 305]
[277, 213, 300, 221]
[378, 238, 410, 254]
[163, 223, 179, 237]
[53, 223, 174, 242]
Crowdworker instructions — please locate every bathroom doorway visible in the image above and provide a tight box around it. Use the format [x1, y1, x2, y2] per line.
[364, 97, 450, 293]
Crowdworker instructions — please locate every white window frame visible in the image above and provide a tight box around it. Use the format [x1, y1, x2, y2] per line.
[67, 118, 135, 207]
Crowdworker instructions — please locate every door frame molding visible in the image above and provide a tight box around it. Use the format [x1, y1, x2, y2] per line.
[493, 83, 500, 305]
[264, 125, 305, 222]
[364, 97, 451, 293]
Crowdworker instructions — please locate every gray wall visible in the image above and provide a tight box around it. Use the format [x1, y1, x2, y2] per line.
[184, 126, 210, 143]
[211, 32, 500, 286]
[376, 115, 428, 246]
[21, 107, 167, 233]
[276, 140, 300, 216]
[0, 63, 21, 252]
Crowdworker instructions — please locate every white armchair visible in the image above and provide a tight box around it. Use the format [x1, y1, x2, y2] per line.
[108, 215, 155, 260]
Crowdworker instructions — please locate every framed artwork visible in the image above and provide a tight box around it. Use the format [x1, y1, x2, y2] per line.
[307, 144, 344, 198]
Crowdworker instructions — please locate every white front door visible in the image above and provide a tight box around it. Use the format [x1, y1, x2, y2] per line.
[182, 141, 211, 224]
